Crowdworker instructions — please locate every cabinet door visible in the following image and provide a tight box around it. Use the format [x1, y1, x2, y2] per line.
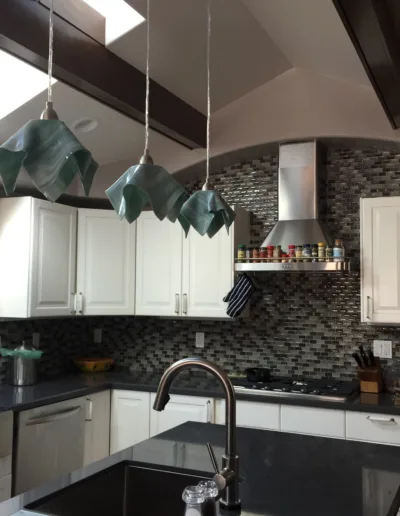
[110, 390, 150, 454]
[149, 394, 213, 437]
[361, 197, 400, 323]
[182, 225, 233, 318]
[29, 199, 77, 317]
[84, 390, 111, 466]
[77, 209, 136, 315]
[136, 211, 183, 316]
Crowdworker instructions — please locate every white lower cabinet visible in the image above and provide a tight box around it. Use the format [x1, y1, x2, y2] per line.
[346, 411, 400, 446]
[280, 406, 345, 439]
[150, 394, 214, 437]
[84, 390, 111, 466]
[110, 390, 151, 454]
[216, 400, 280, 431]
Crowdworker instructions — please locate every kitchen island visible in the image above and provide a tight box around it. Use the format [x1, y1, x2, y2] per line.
[4, 421, 400, 516]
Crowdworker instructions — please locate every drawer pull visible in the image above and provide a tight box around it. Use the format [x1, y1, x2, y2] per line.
[367, 416, 397, 425]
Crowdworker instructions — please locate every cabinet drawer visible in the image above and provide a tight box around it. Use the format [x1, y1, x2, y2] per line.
[0, 474, 12, 502]
[281, 406, 345, 438]
[217, 400, 280, 430]
[346, 411, 400, 445]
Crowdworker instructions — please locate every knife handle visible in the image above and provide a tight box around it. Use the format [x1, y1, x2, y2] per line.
[352, 353, 363, 368]
[367, 349, 376, 367]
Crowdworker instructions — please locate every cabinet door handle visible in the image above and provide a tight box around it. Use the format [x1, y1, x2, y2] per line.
[175, 294, 180, 315]
[78, 292, 84, 315]
[26, 407, 81, 426]
[183, 293, 188, 315]
[367, 415, 396, 425]
[71, 292, 77, 315]
[206, 400, 212, 423]
[85, 398, 93, 421]
[366, 296, 371, 320]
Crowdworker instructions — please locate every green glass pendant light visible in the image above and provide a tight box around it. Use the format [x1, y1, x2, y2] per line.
[180, 0, 235, 238]
[0, 0, 98, 202]
[106, 0, 188, 227]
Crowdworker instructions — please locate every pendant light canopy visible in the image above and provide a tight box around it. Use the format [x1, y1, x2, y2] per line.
[0, 0, 98, 202]
[106, 0, 188, 227]
[180, 0, 235, 238]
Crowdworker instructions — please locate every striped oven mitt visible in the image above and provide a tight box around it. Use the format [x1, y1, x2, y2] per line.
[223, 273, 256, 318]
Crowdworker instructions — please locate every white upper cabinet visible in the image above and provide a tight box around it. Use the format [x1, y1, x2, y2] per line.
[361, 197, 400, 324]
[182, 206, 249, 318]
[77, 209, 136, 316]
[136, 211, 183, 316]
[136, 206, 249, 318]
[0, 197, 77, 318]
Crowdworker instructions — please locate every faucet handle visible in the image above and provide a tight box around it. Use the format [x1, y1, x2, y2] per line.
[206, 442, 219, 474]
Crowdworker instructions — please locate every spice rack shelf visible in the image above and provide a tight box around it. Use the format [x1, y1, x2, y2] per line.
[235, 259, 351, 273]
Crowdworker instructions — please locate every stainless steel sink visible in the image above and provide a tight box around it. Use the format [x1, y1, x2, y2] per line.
[26, 461, 211, 516]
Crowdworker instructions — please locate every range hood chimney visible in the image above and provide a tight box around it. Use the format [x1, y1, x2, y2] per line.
[262, 141, 331, 250]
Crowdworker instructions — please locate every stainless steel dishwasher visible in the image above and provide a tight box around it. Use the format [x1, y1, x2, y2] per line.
[15, 397, 86, 494]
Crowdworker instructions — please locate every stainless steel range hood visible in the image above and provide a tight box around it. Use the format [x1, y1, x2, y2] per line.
[262, 141, 331, 249]
[235, 141, 350, 272]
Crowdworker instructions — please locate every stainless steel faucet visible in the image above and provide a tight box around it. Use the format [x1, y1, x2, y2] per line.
[153, 358, 240, 510]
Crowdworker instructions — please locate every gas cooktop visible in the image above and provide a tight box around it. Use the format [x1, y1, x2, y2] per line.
[232, 377, 359, 402]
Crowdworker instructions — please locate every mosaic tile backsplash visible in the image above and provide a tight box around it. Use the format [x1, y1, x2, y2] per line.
[2, 146, 400, 383]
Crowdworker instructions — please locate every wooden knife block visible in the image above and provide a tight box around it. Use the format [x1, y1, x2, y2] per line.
[357, 360, 383, 394]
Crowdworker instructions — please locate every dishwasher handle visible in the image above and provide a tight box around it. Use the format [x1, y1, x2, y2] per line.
[26, 407, 82, 426]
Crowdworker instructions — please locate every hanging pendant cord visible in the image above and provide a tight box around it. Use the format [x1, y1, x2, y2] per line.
[205, 0, 211, 184]
[144, 0, 150, 155]
[47, 0, 54, 103]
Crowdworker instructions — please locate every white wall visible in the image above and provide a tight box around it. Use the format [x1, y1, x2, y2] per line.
[77, 68, 400, 199]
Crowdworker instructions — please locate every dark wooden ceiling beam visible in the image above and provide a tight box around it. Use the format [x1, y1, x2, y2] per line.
[333, 0, 400, 129]
[0, 0, 206, 149]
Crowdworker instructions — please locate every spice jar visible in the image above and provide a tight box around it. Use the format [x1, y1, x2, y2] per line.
[267, 245, 274, 260]
[259, 247, 267, 262]
[311, 244, 318, 262]
[252, 247, 260, 261]
[333, 238, 345, 262]
[295, 245, 303, 261]
[237, 244, 246, 263]
[273, 245, 282, 262]
[288, 244, 296, 263]
[281, 252, 289, 263]
[318, 242, 326, 262]
[325, 246, 333, 262]
[246, 246, 253, 262]
[302, 244, 311, 262]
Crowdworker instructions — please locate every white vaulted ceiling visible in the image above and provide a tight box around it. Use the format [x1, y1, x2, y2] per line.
[2, 0, 397, 193]
[242, 0, 369, 86]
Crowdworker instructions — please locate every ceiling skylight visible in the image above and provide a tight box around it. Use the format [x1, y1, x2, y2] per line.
[82, 0, 145, 44]
[0, 50, 57, 121]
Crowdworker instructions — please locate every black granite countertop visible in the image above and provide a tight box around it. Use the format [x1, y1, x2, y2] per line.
[6, 422, 400, 516]
[1, 370, 400, 416]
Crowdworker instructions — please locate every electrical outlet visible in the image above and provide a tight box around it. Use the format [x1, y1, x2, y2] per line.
[32, 332, 40, 349]
[94, 328, 103, 344]
[373, 340, 392, 359]
[195, 332, 205, 348]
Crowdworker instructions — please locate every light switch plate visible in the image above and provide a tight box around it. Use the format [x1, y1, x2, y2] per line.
[373, 340, 392, 359]
[195, 332, 205, 348]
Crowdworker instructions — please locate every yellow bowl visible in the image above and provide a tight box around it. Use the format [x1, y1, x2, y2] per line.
[74, 358, 114, 373]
